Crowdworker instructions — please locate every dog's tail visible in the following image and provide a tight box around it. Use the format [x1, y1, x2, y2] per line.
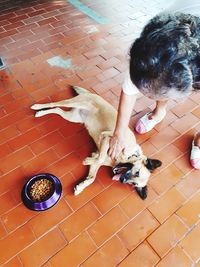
[73, 86, 90, 95]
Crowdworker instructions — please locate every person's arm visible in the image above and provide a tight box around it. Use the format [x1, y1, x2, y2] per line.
[108, 90, 137, 159]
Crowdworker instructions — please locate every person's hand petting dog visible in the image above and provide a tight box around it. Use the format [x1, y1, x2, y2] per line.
[109, 131, 132, 160]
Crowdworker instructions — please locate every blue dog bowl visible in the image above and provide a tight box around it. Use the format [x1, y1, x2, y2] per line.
[21, 173, 62, 211]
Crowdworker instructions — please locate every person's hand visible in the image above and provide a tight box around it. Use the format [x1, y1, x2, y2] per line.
[108, 133, 126, 160]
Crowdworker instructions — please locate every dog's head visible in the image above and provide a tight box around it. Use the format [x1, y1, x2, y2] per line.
[112, 147, 161, 200]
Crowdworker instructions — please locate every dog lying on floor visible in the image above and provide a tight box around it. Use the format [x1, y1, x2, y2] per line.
[31, 86, 161, 199]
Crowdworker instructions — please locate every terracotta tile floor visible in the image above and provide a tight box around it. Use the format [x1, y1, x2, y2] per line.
[0, 0, 200, 266]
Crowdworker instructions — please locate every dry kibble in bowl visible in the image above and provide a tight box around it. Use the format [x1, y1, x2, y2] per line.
[29, 178, 53, 202]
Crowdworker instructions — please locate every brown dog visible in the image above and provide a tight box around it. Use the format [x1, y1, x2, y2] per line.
[31, 86, 161, 199]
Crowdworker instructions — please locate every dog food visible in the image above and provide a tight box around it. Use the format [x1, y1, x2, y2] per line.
[30, 178, 53, 202]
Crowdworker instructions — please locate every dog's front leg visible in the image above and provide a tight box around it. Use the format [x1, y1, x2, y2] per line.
[74, 163, 101, 195]
[74, 134, 110, 195]
[83, 133, 110, 166]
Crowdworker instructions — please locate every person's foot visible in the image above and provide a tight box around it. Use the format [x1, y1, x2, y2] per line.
[135, 109, 166, 134]
[190, 132, 200, 169]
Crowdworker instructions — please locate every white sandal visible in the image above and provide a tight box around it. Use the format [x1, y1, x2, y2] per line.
[190, 137, 200, 170]
[135, 111, 166, 134]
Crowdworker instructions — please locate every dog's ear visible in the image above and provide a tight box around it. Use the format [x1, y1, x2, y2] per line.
[145, 158, 162, 171]
[135, 186, 147, 200]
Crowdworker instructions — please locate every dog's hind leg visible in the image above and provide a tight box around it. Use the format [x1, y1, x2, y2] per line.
[31, 96, 92, 111]
[35, 107, 84, 123]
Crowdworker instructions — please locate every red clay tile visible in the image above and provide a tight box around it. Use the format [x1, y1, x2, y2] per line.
[15, 7, 35, 16]
[150, 144, 183, 170]
[149, 164, 184, 195]
[9, 14, 29, 23]
[0, 29, 18, 39]
[88, 206, 128, 246]
[156, 246, 193, 267]
[179, 224, 200, 262]
[134, 96, 154, 113]
[149, 126, 180, 150]
[0, 110, 27, 129]
[133, 129, 158, 146]
[141, 140, 157, 156]
[39, 262, 52, 267]
[0, 191, 18, 216]
[29, 131, 64, 155]
[171, 98, 198, 118]
[173, 129, 195, 153]
[44, 152, 82, 177]
[175, 169, 200, 198]
[8, 128, 42, 150]
[54, 131, 91, 158]
[147, 215, 188, 257]
[3, 96, 33, 115]
[118, 242, 160, 267]
[97, 57, 120, 70]
[192, 105, 200, 118]
[0, 143, 12, 159]
[19, 228, 66, 267]
[22, 148, 59, 177]
[2, 203, 36, 233]
[82, 236, 128, 267]
[148, 187, 186, 223]
[59, 202, 101, 241]
[120, 188, 158, 219]
[0, 147, 34, 174]
[154, 110, 178, 132]
[0, 93, 14, 105]
[174, 153, 192, 175]
[50, 232, 96, 267]
[4, 22, 25, 31]
[77, 66, 102, 80]
[59, 122, 83, 137]
[64, 178, 103, 211]
[92, 79, 118, 94]
[176, 191, 200, 227]
[28, 199, 72, 238]
[117, 209, 159, 251]
[0, 167, 25, 195]
[0, 220, 6, 239]
[171, 113, 199, 134]
[92, 182, 132, 214]
[3, 257, 23, 267]
[15, 116, 42, 133]
[0, 225, 35, 265]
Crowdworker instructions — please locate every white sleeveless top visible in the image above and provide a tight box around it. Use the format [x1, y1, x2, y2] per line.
[123, 0, 200, 96]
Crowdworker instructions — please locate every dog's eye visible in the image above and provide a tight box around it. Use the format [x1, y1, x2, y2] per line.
[135, 171, 139, 177]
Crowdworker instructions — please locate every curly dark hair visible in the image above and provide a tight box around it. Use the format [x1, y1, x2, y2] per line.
[129, 13, 200, 99]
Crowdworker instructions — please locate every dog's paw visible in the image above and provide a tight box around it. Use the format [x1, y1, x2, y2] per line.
[31, 104, 43, 110]
[83, 157, 96, 165]
[74, 177, 94, 195]
[35, 110, 45, 117]
[74, 184, 83, 196]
